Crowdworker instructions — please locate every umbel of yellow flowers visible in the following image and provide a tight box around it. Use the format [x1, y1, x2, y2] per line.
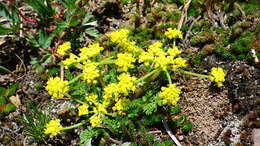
[164, 28, 183, 39]
[44, 119, 63, 138]
[159, 84, 181, 106]
[45, 77, 69, 98]
[57, 42, 71, 56]
[210, 67, 226, 87]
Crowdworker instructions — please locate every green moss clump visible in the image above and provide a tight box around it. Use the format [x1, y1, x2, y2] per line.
[230, 31, 253, 55]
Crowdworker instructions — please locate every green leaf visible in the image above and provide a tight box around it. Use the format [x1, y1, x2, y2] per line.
[0, 87, 5, 97]
[80, 128, 98, 144]
[5, 83, 19, 97]
[143, 102, 157, 115]
[0, 65, 12, 73]
[0, 3, 12, 22]
[2, 103, 16, 113]
[57, 0, 77, 10]
[84, 28, 99, 38]
[38, 29, 55, 48]
[181, 121, 193, 132]
[65, 70, 74, 81]
[169, 105, 182, 115]
[0, 95, 7, 106]
[24, 0, 54, 19]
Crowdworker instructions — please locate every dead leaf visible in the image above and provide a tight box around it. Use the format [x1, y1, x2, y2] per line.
[9, 94, 22, 107]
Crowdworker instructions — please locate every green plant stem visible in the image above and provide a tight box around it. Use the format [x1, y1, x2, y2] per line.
[175, 69, 211, 79]
[165, 70, 172, 84]
[69, 74, 83, 84]
[136, 69, 160, 83]
[99, 59, 115, 65]
[64, 93, 86, 104]
[173, 38, 176, 48]
[62, 121, 87, 131]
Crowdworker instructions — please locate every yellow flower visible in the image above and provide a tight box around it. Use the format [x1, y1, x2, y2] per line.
[159, 84, 181, 106]
[164, 28, 183, 39]
[90, 114, 102, 127]
[172, 57, 187, 69]
[210, 67, 226, 87]
[93, 103, 107, 114]
[124, 41, 141, 54]
[82, 61, 100, 83]
[57, 42, 71, 56]
[112, 97, 130, 115]
[45, 77, 69, 98]
[154, 55, 172, 71]
[44, 119, 63, 138]
[118, 73, 136, 96]
[62, 53, 78, 69]
[115, 53, 136, 71]
[85, 93, 98, 105]
[104, 83, 120, 99]
[167, 46, 182, 58]
[79, 43, 104, 62]
[109, 29, 129, 43]
[139, 52, 154, 66]
[148, 42, 165, 56]
[78, 104, 89, 116]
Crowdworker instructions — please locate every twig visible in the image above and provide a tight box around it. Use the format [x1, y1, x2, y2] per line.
[60, 65, 64, 80]
[15, 53, 26, 73]
[184, 16, 201, 41]
[148, 130, 162, 134]
[234, 2, 246, 19]
[177, 0, 192, 30]
[162, 118, 182, 146]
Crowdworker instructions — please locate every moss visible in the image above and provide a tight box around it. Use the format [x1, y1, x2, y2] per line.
[192, 51, 206, 64]
[190, 31, 216, 45]
[213, 46, 234, 59]
[240, 0, 260, 15]
[230, 31, 253, 55]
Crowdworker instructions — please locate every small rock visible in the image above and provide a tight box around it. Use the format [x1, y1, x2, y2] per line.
[252, 129, 260, 146]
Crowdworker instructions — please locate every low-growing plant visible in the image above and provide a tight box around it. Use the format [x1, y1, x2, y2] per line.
[20, 101, 51, 142]
[0, 83, 19, 119]
[36, 27, 226, 145]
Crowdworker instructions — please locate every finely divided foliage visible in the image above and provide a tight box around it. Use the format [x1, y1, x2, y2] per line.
[44, 28, 226, 140]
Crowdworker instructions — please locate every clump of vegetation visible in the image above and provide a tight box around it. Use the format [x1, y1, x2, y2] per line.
[26, 27, 226, 145]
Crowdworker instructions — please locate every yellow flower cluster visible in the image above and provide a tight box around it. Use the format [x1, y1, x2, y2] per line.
[159, 84, 181, 106]
[172, 57, 187, 69]
[210, 67, 226, 87]
[139, 42, 165, 66]
[104, 73, 136, 100]
[85, 93, 98, 105]
[117, 73, 136, 96]
[62, 53, 78, 69]
[112, 97, 130, 115]
[90, 114, 102, 127]
[57, 42, 71, 56]
[45, 77, 69, 98]
[109, 29, 141, 53]
[93, 103, 108, 114]
[78, 104, 89, 116]
[82, 61, 100, 83]
[167, 46, 182, 58]
[139, 42, 187, 70]
[164, 28, 183, 39]
[44, 119, 63, 138]
[115, 53, 136, 71]
[110, 29, 129, 43]
[79, 43, 104, 62]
